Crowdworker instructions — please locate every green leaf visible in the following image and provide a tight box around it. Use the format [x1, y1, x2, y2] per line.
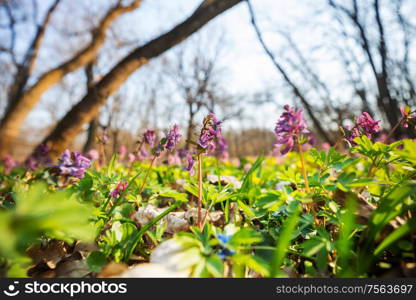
[229, 228, 262, 245]
[374, 218, 416, 257]
[206, 255, 224, 277]
[270, 202, 300, 277]
[239, 156, 264, 194]
[301, 238, 325, 257]
[87, 251, 107, 273]
[159, 189, 188, 202]
[237, 200, 256, 219]
[107, 154, 118, 176]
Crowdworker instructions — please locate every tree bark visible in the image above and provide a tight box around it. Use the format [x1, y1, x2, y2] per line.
[0, 0, 142, 156]
[37, 0, 243, 159]
[6, 0, 61, 114]
[82, 61, 98, 153]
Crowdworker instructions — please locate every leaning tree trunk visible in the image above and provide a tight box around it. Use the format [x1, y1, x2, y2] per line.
[82, 61, 98, 153]
[36, 0, 244, 159]
[6, 0, 61, 115]
[83, 118, 99, 153]
[0, 0, 142, 156]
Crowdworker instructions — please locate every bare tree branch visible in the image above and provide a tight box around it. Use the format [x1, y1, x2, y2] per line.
[246, 0, 334, 144]
[37, 0, 244, 158]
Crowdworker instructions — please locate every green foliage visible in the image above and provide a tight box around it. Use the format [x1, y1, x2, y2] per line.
[0, 182, 94, 276]
[1, 138, 415, 278]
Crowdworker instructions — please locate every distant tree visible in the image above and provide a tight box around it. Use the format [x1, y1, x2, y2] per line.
[36, 0, 244, 158]
[0, 0, 142, 155]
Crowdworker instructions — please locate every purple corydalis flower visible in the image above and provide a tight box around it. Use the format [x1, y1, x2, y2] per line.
[198, 113, 222, 152]
[143, 129, 156, 146]
[1, 154, 17, 173]
[57, 149, 91, 178]
[109, 181, 128, 198]
[274, 105, 309, 155]
[344, 112, 381, 145]
[165, 124, 182, 152]
[400, 106, 416, 129]
[152, 144, 164, 157]
[215, 135, 229, 159]
[25, 144, 52, 170]
[184, 152, 195, 176]
[177, 148, 189, 159]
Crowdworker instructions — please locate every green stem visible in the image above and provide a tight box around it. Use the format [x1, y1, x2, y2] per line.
[138, 156, 157, 196]
[384, 117, 403, 143]
[124, 202, 180, 262]
[106, 170, 143, 216]
[197, 154, 203, 230]
[296, 136, 310, 193]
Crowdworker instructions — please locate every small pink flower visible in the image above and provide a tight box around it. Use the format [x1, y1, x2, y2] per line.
[128, 153, 136, 163]
[118, 145, 127, 157]
[343, 112, 381, 145]
[321, 142, 331, 151]
[87, 149, 99, 161]
[109, 181, 128, 198]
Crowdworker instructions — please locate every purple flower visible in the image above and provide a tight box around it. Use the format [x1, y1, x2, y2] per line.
[215, 135, 229, 159]
[1, 154, 17, 173]
[177, 148, 189, 159]
[343, 112, 381, 145]
[137, 145, 149, 160]
[184, 152, 195, 176]
[25, 144, 52, 170]
[151, 144, 164, 157]
[165, 124, 182, 152]
[197, 113, 222, 152]
[357, 112, 381, 136]
[274, 105, 309, 155]
[143, 129, 156, 146]
[109, 181, 128, 198]
[400, 106, 416, 129]
[57, 149, 91, 178]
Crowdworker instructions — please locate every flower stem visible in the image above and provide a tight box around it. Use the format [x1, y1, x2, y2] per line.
[197, 154, 203, 230]
[296, 136, 310, 193]
[138, 156, 157, 196]
[384, 118, 403, 143]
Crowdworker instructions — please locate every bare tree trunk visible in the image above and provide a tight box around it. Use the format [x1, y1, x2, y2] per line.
[83, 118, 99, 153]
[0, 0, 142, 156]
[6, 0, 61, 114]
[36, 0, 243, 159]
[82, 61, 98, 153]
[328, 0, 402, 137]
